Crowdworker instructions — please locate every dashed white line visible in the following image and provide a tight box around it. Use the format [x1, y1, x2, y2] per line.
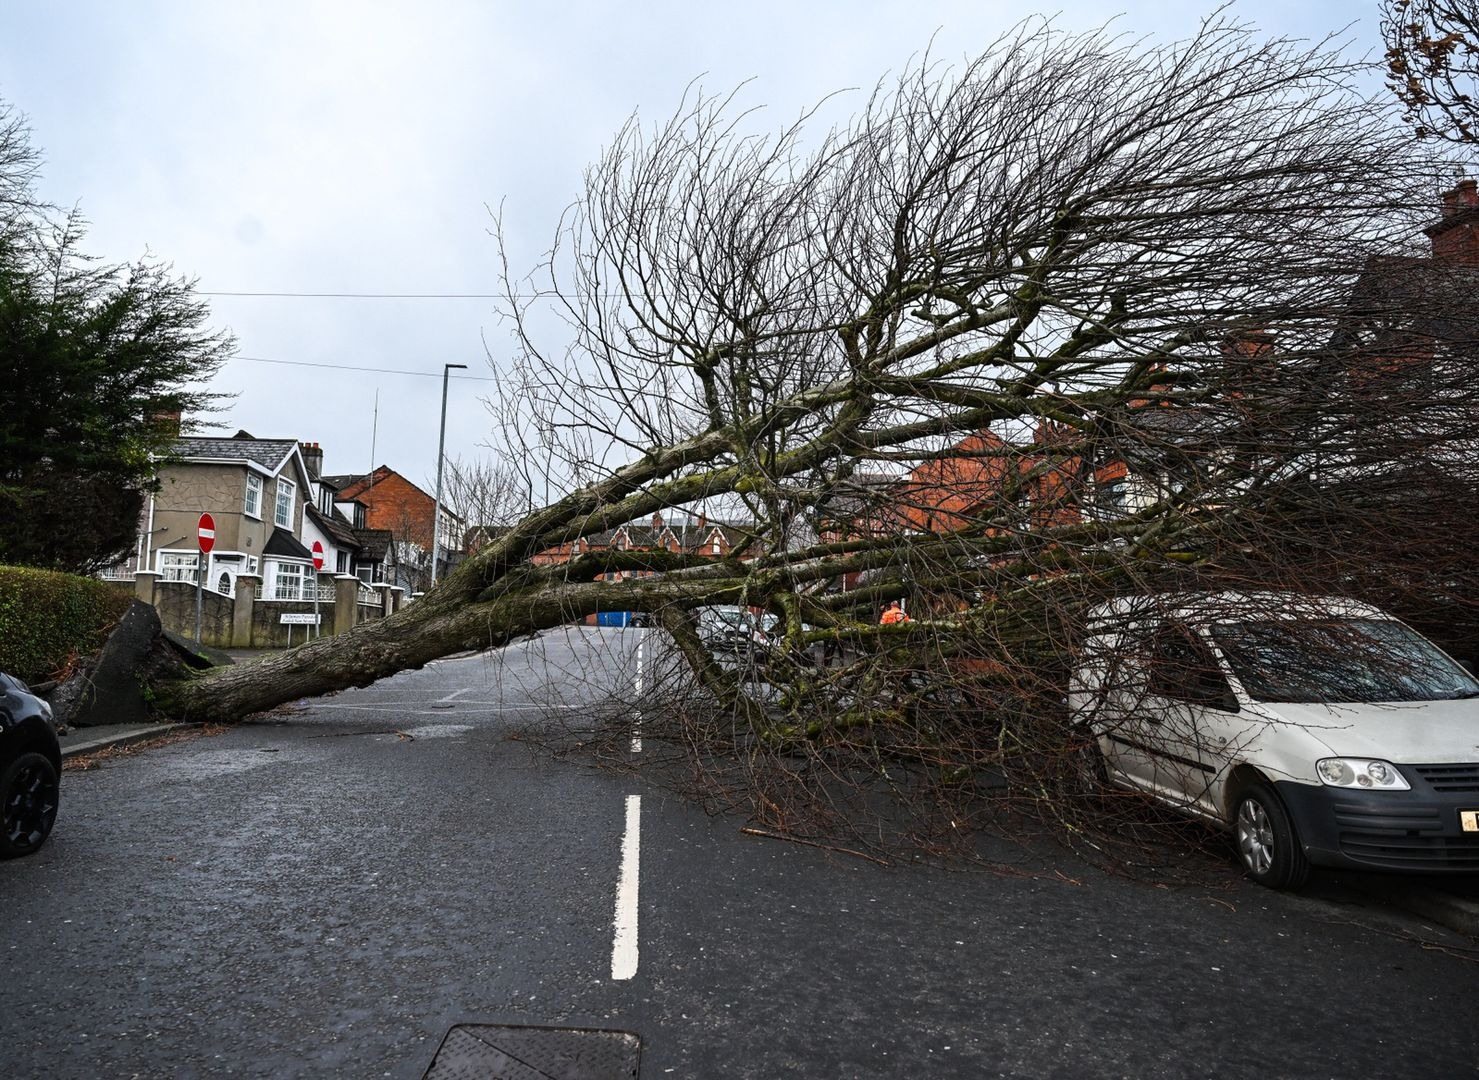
[631, 638, 645, 754]
[611, 794, 642, 981]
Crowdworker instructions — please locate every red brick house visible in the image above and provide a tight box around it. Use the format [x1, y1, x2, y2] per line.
[325, 466, 463, 591]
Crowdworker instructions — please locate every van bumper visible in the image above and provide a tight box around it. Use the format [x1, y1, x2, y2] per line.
[1274, 778, 1479, 873]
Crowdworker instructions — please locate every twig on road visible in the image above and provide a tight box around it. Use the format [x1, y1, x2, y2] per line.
[740, 826, 892, 866]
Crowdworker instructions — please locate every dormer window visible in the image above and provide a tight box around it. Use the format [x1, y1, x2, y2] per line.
[275, 478, 296, 529]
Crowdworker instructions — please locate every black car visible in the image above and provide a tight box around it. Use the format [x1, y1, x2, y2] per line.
[1, 672, 60, 858]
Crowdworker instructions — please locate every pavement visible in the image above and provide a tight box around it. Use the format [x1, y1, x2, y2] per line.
[57, 721, 199, 759]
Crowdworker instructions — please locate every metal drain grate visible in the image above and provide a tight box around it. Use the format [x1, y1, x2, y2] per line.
[422, 1024, 641, 1080]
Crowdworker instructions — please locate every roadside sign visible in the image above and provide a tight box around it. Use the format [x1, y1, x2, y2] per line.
[311, 540, 324, 571]
[197, 513, 216, 554]
[280, 613, 321, 625]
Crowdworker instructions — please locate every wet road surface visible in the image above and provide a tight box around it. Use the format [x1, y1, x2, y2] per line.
[3, 626, 1478, 1078]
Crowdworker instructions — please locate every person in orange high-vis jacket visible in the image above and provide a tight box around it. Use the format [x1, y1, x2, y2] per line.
[880, 601, 911, 625]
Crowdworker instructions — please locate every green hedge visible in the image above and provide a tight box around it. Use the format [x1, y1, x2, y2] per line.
[0, 565, 131, 684]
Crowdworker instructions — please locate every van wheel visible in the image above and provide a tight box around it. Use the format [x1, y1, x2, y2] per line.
[1234, 783, 1309, 890]
[1072, 734, 1109, 795]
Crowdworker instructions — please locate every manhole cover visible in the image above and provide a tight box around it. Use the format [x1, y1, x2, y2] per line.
[423, 1024, 641, 1080]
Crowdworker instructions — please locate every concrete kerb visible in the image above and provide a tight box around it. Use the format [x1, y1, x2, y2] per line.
[58, 722, 199, 759]
[1329, 875, 1479, 940]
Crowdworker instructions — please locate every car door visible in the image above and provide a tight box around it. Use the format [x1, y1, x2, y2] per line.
[1138, 623, 1241, 818]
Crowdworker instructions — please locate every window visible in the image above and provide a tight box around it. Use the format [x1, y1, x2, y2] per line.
[336, 551, 348, 574]
[1148, 626, 1237, 711]
[1095, 477, 1130, 520]
[275, 478, 296, 529]
[271, 561, 310, 600]
[1211, 619, 1479, 704]
[244, 473, 263, 519]
[159, 552, 199, 583]
[711, 538, 721, 555]
[217, 572, 232, 596]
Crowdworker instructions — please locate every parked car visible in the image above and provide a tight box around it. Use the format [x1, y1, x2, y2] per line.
[1, 671, 60, 859]
[1070, 592, 1479, 889]
[695, 605, 773, 655]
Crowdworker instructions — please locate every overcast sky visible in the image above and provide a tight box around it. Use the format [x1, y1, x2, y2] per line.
[1, 0, 1379, 499]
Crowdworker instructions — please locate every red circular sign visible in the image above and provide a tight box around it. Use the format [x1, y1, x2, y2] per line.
[311, 540, 324, 572]
[197, 513, 216, 554]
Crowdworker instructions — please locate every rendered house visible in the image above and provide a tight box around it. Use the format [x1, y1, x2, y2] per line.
[106, 430, 378, 603]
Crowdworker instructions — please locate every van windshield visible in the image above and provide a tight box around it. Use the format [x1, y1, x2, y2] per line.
[1209, 618, 1479, 703]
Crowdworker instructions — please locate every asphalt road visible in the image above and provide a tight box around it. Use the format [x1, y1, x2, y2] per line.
[3, 626, 1478, 1079]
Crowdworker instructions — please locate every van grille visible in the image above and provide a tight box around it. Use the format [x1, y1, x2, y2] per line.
[1412, 763, 1479, 794]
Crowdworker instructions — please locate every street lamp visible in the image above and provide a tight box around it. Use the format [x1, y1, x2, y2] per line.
[430, 362, 467, 589]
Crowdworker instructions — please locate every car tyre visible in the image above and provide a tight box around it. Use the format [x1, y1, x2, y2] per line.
[1, 751, 59, 859]
[1234, 783, 1309, 890]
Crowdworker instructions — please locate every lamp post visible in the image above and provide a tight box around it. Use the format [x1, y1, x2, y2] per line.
[430, 362, 467, 589]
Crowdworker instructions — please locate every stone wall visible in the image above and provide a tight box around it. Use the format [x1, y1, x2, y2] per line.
[153, 581, 234, 648]
[252, 599, 330, 648]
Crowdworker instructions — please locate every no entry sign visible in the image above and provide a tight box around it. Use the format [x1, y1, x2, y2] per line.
[197, 513, 215, 554]
[311, 541, 324, 572]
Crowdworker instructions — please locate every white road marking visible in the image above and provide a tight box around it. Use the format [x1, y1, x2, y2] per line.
[434, 687, 474, 705]
[306, 701, 594, 714]
[611, 794, 642, 981]
[631, 638, 645, 754]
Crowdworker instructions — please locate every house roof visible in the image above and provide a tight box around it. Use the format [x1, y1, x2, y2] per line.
[171, 435, 299, 473]
[306, 503, 360, 550]
[353, 528, 395, 563]
[262, 527, 313, 560]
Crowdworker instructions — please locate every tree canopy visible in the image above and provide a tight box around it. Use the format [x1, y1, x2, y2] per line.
[1382, 0, 1479, 144]
[157, 19, 1478, 858]
[0, 102, 232, 574]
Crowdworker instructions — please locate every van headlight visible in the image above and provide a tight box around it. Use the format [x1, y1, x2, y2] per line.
[1316, 758, 1410, 791]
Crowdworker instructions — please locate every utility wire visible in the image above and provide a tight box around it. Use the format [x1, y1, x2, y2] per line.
[233, 355, 498, 381]
[204, 290, 503, 299]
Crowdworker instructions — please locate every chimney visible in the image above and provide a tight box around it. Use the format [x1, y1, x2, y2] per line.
[300, 441, 324, 481]
[697, 511, 708, 531]
[652, 511, 663, 531]
[152, 409, 182, 438]
[1425, 179, 1479, 264]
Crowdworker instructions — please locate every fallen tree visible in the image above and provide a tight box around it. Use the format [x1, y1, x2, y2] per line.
[153, 19, 1479, 854]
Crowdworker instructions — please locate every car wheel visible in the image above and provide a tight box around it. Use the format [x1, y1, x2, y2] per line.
[1, 752, 59, 858]
[1234, 783, 1309, 890]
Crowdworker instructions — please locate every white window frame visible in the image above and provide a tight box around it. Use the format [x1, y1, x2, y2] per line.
[274, 478, 296, 529]
[244, 473, 263, 519]
[270, 560, 311, 601]
[159, 551, 199, 584]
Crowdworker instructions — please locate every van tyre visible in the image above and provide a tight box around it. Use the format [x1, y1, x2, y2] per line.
[1, 752, 58, 859]
[1073, 733, 1109, 796]
[1234, 783, 1310, 890]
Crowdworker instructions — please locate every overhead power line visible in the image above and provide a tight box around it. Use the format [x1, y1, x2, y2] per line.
[203, 290, 503, 299]
[233, 355, 497, 381]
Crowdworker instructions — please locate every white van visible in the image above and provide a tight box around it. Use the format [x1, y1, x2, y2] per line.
[1070, 592, 1479, 888]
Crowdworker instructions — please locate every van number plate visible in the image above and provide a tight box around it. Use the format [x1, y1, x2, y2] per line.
[1462, 811, 1479, 833]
